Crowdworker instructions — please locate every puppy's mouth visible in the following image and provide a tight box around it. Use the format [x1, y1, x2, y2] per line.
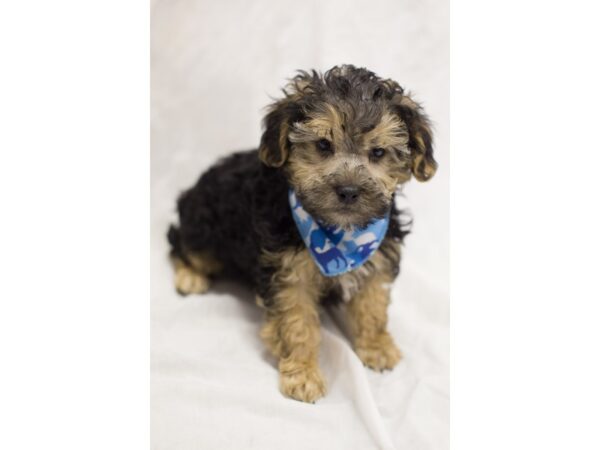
[324, 207, 389, 229]
[299, 194, 391, 230]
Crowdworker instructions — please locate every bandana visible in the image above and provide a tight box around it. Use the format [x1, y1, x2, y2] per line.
[289, 190, 389, 277]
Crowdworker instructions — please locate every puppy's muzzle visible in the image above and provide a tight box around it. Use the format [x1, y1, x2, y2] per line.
[335, 185, 361, 205]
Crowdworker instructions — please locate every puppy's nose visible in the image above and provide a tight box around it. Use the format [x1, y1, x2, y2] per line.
[335, 185, 361, 205]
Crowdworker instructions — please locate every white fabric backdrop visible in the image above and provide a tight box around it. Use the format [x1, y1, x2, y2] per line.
[151, 1, 448, 448]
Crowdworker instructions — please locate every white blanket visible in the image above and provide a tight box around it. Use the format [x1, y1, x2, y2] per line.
[151, 0, 448, 448]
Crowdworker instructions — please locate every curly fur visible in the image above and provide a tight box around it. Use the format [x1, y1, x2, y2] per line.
[167, 64, 435, 403]
[168, 149, 409, 304]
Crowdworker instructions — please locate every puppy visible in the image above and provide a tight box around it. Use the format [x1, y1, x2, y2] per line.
[168, 65, 437, 403]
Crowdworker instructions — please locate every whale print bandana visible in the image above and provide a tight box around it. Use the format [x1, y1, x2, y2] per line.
[289, 190, 390, 277]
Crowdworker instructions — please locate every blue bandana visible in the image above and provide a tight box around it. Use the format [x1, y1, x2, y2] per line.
[289, 190, 389, 277]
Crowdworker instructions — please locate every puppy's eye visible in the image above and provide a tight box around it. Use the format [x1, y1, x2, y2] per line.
[316, 139, 332, 153]
[370, 147, 386, 159]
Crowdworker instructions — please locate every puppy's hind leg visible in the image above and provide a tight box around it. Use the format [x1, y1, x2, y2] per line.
[171, 254, 216, 295]
[168, 225, 222, 296]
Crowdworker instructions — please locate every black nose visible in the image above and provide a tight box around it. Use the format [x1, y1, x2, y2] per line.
[335, 185, 361, 205]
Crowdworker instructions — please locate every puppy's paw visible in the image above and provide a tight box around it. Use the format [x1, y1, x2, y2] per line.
[280, 364, 327, 403]
[174, 265, 210, 295]
[355, 332, 402, 371]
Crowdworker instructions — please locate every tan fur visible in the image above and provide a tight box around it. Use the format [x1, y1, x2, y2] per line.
[258, 101, 293, 167]
[395, 94, 437, 181]
[308, 104, 343, 141]
[186, 252, 223, 275]
[173, 67, 432, 402]
[330, 242, 394, 302]
[362, 111, 409, 150]
[172, 252, 222, 296]
[259, 248, 327, 402]
[345, 248, 402, 371]
[412, 151, 436, 181]
[259, 240, 402, 401]
[364, 111, 412, 188]
[276, 121, 290, 166]
[285, 106, 413, 230]
[285, 77, 313, 102]
[396, 93, 419, 110]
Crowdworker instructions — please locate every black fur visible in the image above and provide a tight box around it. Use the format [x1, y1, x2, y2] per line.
[168, 149, 410, 305]
[167, 64, 434, 307]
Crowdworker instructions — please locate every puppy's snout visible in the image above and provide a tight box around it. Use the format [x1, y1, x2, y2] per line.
[335, 185, 361, 205]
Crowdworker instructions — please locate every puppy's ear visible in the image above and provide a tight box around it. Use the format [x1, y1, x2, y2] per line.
[392, 93, 437, 182]
[259, 100, 300, 168]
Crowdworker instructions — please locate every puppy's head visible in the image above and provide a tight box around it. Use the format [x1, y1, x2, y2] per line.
[259, 65, 437, 229]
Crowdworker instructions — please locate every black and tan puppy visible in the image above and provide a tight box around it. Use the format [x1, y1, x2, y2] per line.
[168, 65, 437, 403]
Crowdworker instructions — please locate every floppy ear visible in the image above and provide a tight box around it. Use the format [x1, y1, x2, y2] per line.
[258, 100, 301, 168]
[392, 93, 437, 182]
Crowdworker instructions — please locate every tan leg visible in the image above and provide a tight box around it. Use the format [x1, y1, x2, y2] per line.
[347, 273, 401, 371]
[172, 252, 222, 295]
[259, 249, 326, 403]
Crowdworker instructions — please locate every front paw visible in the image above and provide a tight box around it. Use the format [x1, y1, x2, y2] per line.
[279, 363, 327, 403]
[355, 332, 402, 371]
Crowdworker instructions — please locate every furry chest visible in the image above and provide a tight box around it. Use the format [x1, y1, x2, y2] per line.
[325, 264, 377, 303]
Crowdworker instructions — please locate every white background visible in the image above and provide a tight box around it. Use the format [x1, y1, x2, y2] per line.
[1, 1, 599, 450]
[151, 1, 448, 449]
